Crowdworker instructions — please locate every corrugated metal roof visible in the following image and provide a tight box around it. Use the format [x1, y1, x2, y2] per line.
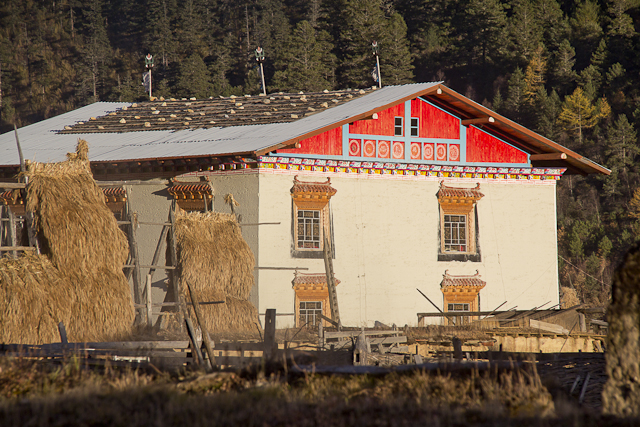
[0, 84, 439, 166]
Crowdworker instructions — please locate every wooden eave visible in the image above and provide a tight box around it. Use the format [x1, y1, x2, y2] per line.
[422, 85, 610, 176]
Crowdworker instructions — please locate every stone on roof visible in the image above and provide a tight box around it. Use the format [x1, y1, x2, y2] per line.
[60, 89, 374, 134]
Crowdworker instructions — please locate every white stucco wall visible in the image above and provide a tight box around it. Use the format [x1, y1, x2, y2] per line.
[255, 171, 560, 328]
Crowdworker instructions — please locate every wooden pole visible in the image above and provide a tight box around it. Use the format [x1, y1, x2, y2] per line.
[146, 273, 153, 327]
[184, 317, 204, 367]
[185, 280, 216, 369]
[263, 309, 276, 359]
[125, 188, 143, 325]
[323, 236, 340, 325]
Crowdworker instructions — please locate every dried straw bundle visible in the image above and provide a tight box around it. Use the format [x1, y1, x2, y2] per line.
[0, 139, 136, 342]
[0, 253, 73, 345]
[25, 147, 128, 273]
[175, 210, 254, 300]
[175, 210, 259, 332]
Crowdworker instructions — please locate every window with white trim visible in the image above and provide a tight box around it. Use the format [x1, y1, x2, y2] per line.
[410, 117, 419, 137]
[443, 214, 467, 252]
[299, 301, 323, 327]
[291, 176, 337, 258]
[437, 182, 484, 262]
[448, 303, 470, 312]
[297, 210, 321, 249]
[394, 117, 403, 136]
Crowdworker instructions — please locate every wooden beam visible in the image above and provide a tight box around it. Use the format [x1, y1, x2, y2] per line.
[530, 152, 568, 161]
[461, 116, 495, 125]
[0, 183, 26, 189]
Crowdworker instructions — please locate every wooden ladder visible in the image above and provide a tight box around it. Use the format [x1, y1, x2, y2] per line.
[323, 235, 340, 327]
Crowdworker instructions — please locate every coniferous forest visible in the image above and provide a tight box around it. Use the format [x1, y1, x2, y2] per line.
[2, 0, 640, 306]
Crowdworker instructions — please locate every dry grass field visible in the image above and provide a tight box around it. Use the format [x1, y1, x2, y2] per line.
[0, 355, 637, 427]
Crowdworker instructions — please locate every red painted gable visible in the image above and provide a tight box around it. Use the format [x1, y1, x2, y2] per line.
[277, 126, 343, 156]
[349, 104, 404, 136]
[410, 99, 459, 139]
[466, 126, 528, 164]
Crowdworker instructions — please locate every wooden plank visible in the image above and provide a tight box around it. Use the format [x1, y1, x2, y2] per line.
[318, 313, 339, 328]
[214, 342, 265, 352]
[461, 116, 495, 125]
[0, 183, 26, 189]
[239, 222, 281, 226]
[255, 267, 309, 271]
[0, 246, 36, 251]
[263, 309, 276, 358]
[324, 330, 402, 339]
[530, 319, 569, 334]
[96, 180, 169, 186]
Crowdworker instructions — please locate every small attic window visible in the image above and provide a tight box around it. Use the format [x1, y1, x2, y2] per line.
[410, 117, 419, 137]
[394, 117, 403, 136]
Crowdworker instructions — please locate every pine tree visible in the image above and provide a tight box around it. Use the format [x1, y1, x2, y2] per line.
[604, 114, 638, 196]
[460, 0, 508, 67]
[504, 67, 527, 123]
[78, 0, 113, 103]
[607, 0, 636, 38]
[143, 0, 178, 68]
[176, 53, 213, 98]
[570, 0, 603, 69]
[535, 88, 562, 139]
[509, 0, 542, 65]
[272, 20, 336, 91]
[551, 39, 578, 95]
[381, 13, 414, 85]
[338, 0, 397, 88]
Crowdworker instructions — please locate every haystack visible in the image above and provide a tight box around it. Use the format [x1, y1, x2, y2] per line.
[0, 253, 72, 344]
[0, 139, 134, 344]
[175, 210, 259, 333]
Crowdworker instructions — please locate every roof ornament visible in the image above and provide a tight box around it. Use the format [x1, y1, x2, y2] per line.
[255, 47, 267, 97]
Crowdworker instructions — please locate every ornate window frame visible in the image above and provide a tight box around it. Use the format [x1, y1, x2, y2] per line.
[440, 270, 486, 324]
[292, 272, 340, 328]
[437, 181, 483, 262]
[291, 176, 336, 259]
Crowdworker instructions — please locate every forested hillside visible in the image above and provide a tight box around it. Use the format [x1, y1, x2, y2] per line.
[2, 0, 639, 305]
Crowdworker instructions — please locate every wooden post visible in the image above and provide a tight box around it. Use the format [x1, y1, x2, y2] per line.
[185, 280, 216, 369]
[125, 188, 143, 324]
[322, 236, 340, 325]
[58, 322, 68, 344]
[145, 273, 153, 327]
[452, 337, 463, 361]
[579, 313, 587, 333]
[185, 317, 204, 367]
[7, 208, 16, 258]
[263, 309, 276, 359]
[168, 202, 184, 322]
[317, 320, 324, 350]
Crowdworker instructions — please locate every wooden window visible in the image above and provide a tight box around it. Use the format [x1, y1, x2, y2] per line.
[447, 303, 469, 312]
[297, 210, 321, 249]
[292, 272, 340, 327]
[441, 270, 486, 325]
[394, 117, 403, 136]
[443, 214, 467, 252]
[410, 117, 419, 137]
[437, 182, 484, 262]
[291, 176, 336, 258]
[299, 301, 323, 327]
